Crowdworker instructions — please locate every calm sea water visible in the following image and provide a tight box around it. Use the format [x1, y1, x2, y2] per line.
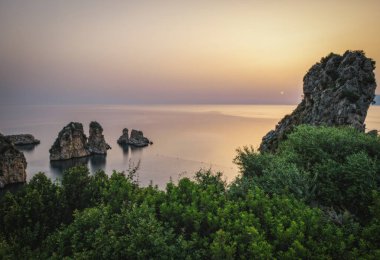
[1, 105, 379, 187]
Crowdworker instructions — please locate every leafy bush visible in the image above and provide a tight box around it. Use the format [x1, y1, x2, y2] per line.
[235, 125, 380, 223]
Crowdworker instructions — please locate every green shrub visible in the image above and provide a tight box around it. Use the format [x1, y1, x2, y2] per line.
[234, 125, 380, 222]
[34, 171, 367, 259]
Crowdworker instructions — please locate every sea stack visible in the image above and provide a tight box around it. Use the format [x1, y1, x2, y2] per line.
[129, 129, 151, 147]
[5, 134, 40, 146]
[117, 128, 130, 145]
[260, 50, 377, 152]
[87, 121, 111, 154]
[0, 133, 27, 188]
[49, 122, 90, 160]
[117, 128, 152, 147]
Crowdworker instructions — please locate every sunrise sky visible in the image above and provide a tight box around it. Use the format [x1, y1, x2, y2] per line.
[0, 0, 379, 105]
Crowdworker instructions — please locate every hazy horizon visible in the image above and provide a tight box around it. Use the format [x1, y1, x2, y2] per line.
[1, 0, 379, 105]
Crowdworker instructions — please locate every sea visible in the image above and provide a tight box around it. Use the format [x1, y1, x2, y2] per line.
[1, 104, 379, 188]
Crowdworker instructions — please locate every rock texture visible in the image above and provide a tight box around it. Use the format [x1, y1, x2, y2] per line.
[117, 128, 152, 147]
[117, 128, 130, 145]
[87, 121, 111, 154]
[6, 134, 40, 145]
[260, 50, 377, 152]
[50, 122, 90, 160]
[0, 133, 27, 188]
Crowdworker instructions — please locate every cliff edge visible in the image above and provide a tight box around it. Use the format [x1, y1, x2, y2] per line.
[260, 50, 377, 152]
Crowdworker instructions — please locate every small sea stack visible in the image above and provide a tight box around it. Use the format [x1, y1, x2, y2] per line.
[117, 128, 152, 147]
[117, 128, 130, 145]
[129, 129, 152, 147]
[5, 134, 40, 146]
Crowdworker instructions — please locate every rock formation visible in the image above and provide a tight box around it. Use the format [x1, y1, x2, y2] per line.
[50, 122, 90, 160]
[6, 134, 40, 145]
[117, 128, 152, 147]
[0, 133, 27, 188]
[260, 50, 377, 152]
[87, 121, 111, 154]
[129, 129, 151, 147]
[117, 128, 130, 145]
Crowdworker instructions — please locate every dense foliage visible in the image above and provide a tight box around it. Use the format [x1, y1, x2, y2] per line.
[0, 125, 379, 258]
[235, 125, 380, 223]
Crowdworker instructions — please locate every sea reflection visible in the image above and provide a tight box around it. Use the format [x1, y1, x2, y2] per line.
[118, 144, 145, 174]
[49, 156, 90, 179]
[89, 155, 107, 172]
[130, 145, 144, 156]
[49, 155, 108, 177]
[119, 144, 145, 157]
[50, 145, 144, 179]
[119, 144, 130, 156]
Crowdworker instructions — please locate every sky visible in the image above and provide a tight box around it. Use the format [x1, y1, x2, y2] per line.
[0, 0, 379, 105]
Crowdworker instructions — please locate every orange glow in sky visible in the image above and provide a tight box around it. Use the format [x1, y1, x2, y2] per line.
[0, 0, 379, 104]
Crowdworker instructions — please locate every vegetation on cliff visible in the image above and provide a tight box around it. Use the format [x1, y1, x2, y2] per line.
[1, 126, 379, 258]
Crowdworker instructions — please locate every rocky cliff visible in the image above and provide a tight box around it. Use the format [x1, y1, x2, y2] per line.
[50, 122, 90, 160]
[0, 133, 27, 188]
[260, 50, 377, 152]
[87, 121, 111, 154]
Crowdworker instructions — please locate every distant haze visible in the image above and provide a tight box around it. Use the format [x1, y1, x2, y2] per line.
[0, 0, 379, 105]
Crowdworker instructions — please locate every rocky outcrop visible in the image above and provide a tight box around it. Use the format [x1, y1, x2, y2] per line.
[117, 128, 130, 145]
[50, 122, 112, 160]
[129, 129, 151, 147]
[117, 128, 152, 147]
[87, 121, 111, 154]
[260, 50, 377, 152]
[0, 133, 27, 188]
[6, 134, 40, 146]
[50, 122, 90, 160]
